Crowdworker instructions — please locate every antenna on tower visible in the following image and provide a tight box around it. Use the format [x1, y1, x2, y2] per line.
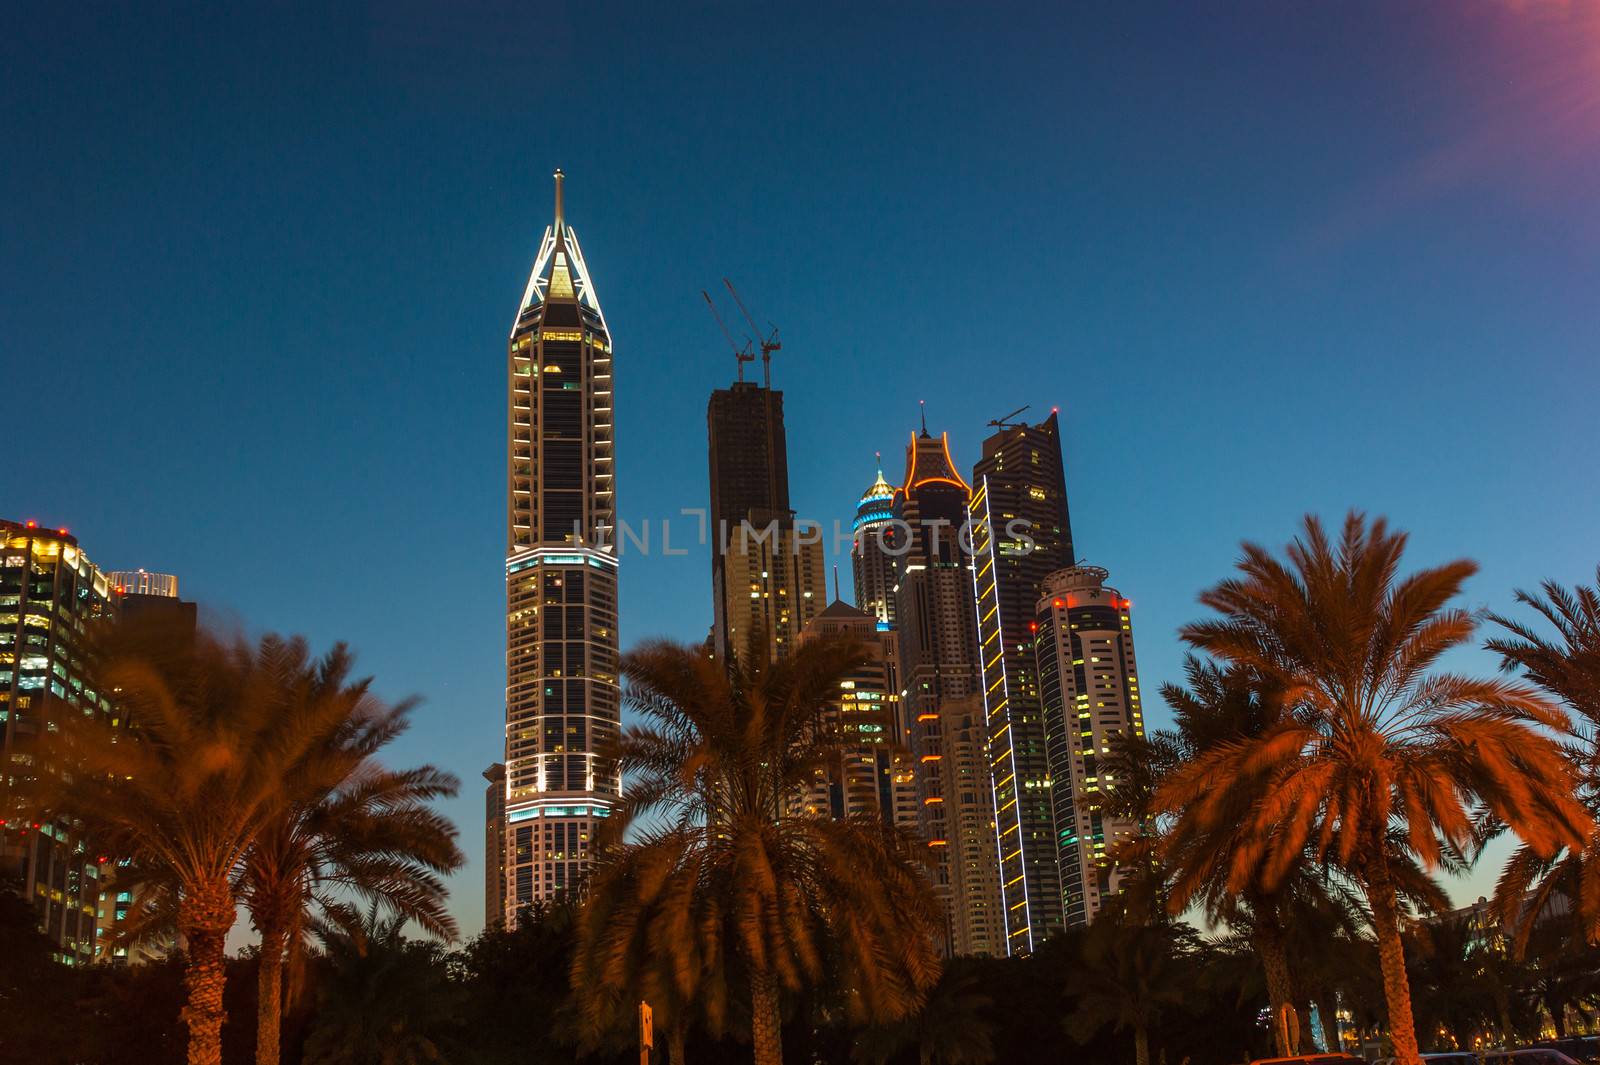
[833, 564, 841, 602]
[553, 168, 565, 228]
[723, 278, 780, 388]
[987, 404, 1031, 430]
[703, 290, 755, 381]
[919, 400, 928, 435]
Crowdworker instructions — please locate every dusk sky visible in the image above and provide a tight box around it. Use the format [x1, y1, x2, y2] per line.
[6, 2, 1599, 937]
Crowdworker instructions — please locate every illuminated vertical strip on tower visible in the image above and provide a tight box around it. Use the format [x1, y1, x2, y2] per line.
[970, 479, 1032, 953]
[501, 171, 620, 922]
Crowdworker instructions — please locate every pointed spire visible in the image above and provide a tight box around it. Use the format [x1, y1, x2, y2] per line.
[859, 454, 896, 508]
[512, 169, 610, 335]
[919, 400, 929, 437]
[833, 565, 841, 602]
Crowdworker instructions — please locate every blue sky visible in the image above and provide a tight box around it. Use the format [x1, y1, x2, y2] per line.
[5, 1, 1599, 937]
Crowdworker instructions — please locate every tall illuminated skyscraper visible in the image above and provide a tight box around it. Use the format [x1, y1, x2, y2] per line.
[851, 458, 900, 629]
[893, 424, 1003, 957]
[1033, 565, 1144, 926]
[1, 519, 117, 964]
[500, 171, 620, 920]
[968, 409, 1075, 953]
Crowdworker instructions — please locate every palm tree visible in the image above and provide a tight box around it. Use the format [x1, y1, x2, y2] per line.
[851, 962, 995, 1065]
[571, 845, 703, 1065]
[32, 621, 371, 1065]
[301, 909, 461, 1065]
[1158, 512, 1592, 1065]
[578, 633, 943, 1065]
[1406, 915, 1496, 1051]
[1486, 568, 1600, 948]
[1128, 658, 1313, 1052]
[456, 900, 585, 1065]
[1063, 919, 1194, 1065]
[1523, 918, 1600, 1039]
[1117, 656, 1366, 1056]
[1476, 937, 1539, 1047]
[238, 642, 463, 1065]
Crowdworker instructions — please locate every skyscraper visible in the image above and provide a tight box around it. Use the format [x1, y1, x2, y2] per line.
[483, 763, 506, 927]
[1033, 565, 1144, 926]
[893, 426, 1003, 957]
[968, 409, 1075, 953]
[707, 380, 822, 663]
[1, 519, 118, 964]
[851, 459, 900, 629]
[795, 597, 917, 830]
[501, 171, 620, 920]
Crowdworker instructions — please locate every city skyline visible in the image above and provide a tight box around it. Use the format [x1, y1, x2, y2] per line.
[7, 2, 1600, 940]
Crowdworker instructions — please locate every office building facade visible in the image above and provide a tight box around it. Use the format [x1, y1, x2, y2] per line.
[795, 599, 918, 830]
[1, 519, 118, 964]
[1033, 565, 1144, 926]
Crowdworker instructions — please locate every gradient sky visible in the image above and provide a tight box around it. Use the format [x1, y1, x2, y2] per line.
[5, 2, 1599, 939]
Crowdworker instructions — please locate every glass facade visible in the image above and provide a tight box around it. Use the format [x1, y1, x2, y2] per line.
[0, 520, 117, 964]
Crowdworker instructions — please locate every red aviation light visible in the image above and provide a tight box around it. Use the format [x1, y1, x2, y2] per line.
[1028, 621, 1038, 633]
[25, 520, 37, 528]
[1053, 598, 1064, 609]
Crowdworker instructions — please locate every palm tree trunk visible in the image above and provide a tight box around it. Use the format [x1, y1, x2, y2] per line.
[668, 1025, 686, 1065]
[1252, 922, 1298, 1057]
[180, 889, 236, 1065]
[255, 923, 285, 1065]
[1134, 1024, 1151, 1065]
[1366, 863, 1423, 1065]
[749, 969, 782, 1065]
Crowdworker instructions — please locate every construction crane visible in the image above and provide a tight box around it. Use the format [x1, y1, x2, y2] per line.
[723, 278, 781, 388]
[987, 404, 1031, 430]
[702, 290, 755, 382]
